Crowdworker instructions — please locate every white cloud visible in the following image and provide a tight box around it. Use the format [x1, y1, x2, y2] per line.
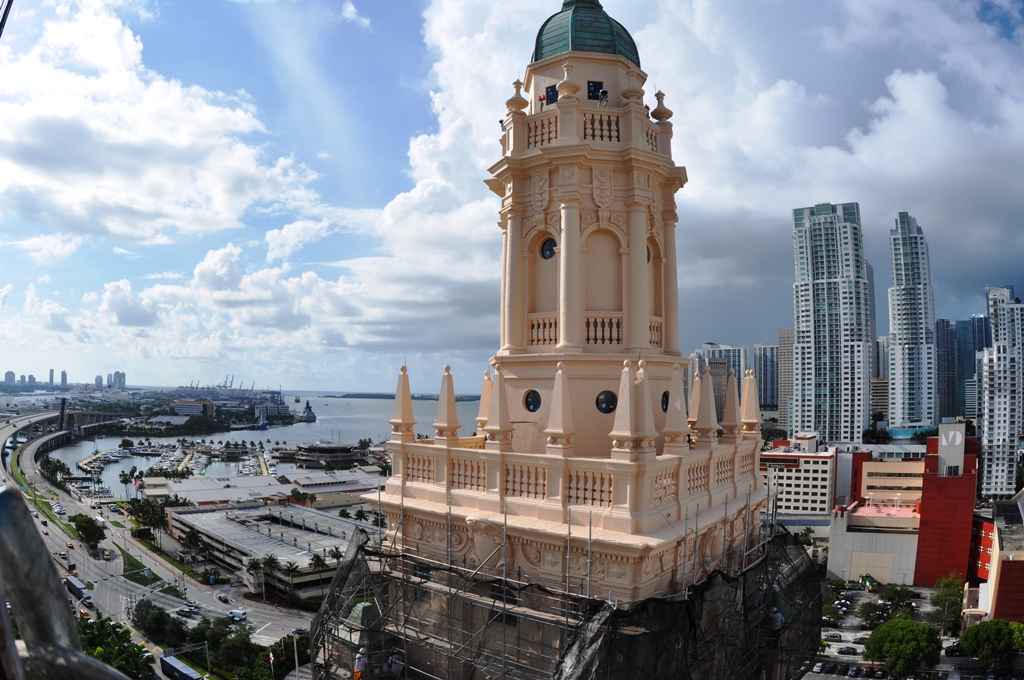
[8, 234, 84, 264]
[0, 285, 12, 307]
[143, 271, 183, 280]
[37, 275, 51, 284]
[265, 218, 331, 262]
[0, 0, 331, 244]
[101, 279, 158, 327]
[317, 151, 331, 160]
[82, 292, 98, 303]
[341, 2, 371, 30]
[113, 246, 139, 258]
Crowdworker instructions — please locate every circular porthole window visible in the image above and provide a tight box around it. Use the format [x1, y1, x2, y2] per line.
[661, 391, 670, 413]
[596, 390, 617, 414]
[540, 238, 557, 260]
[524, 390, 542, 413]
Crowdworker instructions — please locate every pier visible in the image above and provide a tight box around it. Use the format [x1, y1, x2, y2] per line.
[257, 453, 269, 476]
[177, 451, 194, 472]
[77, 451, 105, 473]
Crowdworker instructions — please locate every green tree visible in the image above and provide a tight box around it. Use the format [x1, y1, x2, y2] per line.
[119, 438, 135, 449]
[328, 546, 344, 564]
[798, 526, 814, 546]
[862, 428, 893, 444]
[69, 513, 106, 546]
[354, 508, 368, 522]
[858, 601, 888, 630]
[78, 615, 155, 680]
[928, 573, 965, 636]
[338, 509, 351, 519]
[961, 619, 1019, 669]
[309, 552, 330, 597]
[282, 561, 301, 602]
[1011, 621, 1024, 653]
[245, 558, 263, 600]
[863, 619, 941, 678]
[262, 554, 280, 600]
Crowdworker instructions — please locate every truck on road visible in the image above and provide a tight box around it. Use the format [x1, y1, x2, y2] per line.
[64, 574, 93, 608]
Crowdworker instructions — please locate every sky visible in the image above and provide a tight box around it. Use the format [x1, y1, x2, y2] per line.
[1, 0, 1023, 394]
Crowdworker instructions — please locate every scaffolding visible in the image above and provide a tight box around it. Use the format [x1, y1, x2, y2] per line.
[310, 506, 822, 680]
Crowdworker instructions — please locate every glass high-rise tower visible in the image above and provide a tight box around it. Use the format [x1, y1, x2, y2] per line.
[887, 212, 936, 428]
[792, 202, 875, 443]
[979, 286, 1023, 497]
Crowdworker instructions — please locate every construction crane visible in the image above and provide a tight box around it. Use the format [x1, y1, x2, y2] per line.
[0, 1, 12, 42]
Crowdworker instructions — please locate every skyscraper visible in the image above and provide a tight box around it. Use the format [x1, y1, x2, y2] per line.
[60, 370, 67, 388]
[3, 371, 13, 385]
[955, 316, 991, 418]
[778, 329, 794, 433]
[887, 212, 936, 428]
[979, 286, 1023, 498]
[792, 202, 875, 443]
[701, 342, 747, 398]
[876, 335, 890, 379]
[935, 319, 958, 421]
[49, 368, 54, 386]
[754, 343, 779, 412]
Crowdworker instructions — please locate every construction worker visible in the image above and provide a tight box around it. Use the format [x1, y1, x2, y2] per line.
[354, 647, 368, 680]
[388, 650, 404, 677]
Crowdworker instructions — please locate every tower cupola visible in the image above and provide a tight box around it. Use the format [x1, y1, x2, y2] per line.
[532, 0, 641, 68]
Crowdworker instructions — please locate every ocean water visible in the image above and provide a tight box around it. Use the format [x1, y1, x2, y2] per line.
[39, 395, 481, 500]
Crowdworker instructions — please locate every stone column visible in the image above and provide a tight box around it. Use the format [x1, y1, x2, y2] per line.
[664, 219, 681, 354]
[557, 200, 583, 350]
[627, 205, 650, 350]
[502, 212, 525, 352]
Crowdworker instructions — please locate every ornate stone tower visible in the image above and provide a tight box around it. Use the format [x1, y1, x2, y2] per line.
[376, 0, 767, 601]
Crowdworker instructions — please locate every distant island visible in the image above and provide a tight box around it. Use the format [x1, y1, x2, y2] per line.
[320, 393, 480, 402]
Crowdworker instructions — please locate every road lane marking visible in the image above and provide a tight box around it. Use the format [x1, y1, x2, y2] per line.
[255, 622, 272, 635]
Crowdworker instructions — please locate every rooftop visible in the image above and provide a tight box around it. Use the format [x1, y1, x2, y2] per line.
[170, 505, 370, 568]
[532, 0, 640, 67]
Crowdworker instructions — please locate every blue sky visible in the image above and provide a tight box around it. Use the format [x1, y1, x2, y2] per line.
[1, 0, 1024, 393]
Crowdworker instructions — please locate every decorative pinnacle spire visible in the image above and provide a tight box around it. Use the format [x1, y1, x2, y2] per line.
[545, 362, 576, 456]
[651, 91, 673, 122]
[484, 364, 513, 451]
[389, 366, 416, 443]
[476, 369, 492, 431]
[662, 363, 690, 454]
[720, 369, 742, 444]
[741, 369, 762, 440]
[432, 365, 461, 444]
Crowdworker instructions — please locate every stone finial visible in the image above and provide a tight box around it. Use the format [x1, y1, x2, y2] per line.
[484, 364, 513, 452]
[432, 365, 461, 444]
[506, 79, 528, 112]
[545, 362, 576, 456]
[610, 360, 657, 462]
[688, 367, 701, 431]
[651, 91, 673, 122]
[389, 366, 416, 443]
[662, 363, 690, 455]
[693, 366, 719, 448]
[741, 369, 762, 440]
[720, 369, 742, 444]
[621, 68, 645, 102]
[476, 369, 492, 432]
[557, 61, 581, 97]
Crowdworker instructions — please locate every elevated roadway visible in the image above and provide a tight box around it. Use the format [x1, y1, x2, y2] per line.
[0, 412, 60, 484]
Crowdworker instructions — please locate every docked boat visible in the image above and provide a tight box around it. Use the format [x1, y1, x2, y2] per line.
[297, 401, 317, 423]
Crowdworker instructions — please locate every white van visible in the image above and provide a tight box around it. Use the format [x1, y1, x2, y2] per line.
[227, 610, 247, 621]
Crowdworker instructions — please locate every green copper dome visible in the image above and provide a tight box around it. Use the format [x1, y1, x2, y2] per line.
[532, 0, 640, 68]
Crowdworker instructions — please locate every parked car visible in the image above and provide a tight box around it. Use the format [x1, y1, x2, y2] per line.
[838, 665, 851, 675]
[175, 609, 193, 618]
[824, 663, 838, 674]
[837, 647, 859, 656]
[824, 633, 843, 642]
[814, 663, 825, 673]
[848, 667, 861, 677]
[184, 600, 198, 608]
[944, 643, 962, 656]
[853, 637, 869, 644]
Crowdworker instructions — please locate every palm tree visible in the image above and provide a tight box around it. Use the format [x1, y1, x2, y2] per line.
[262, 554, 280, 601]
[328, 546, 344, 564]
[282, 561, 300, 602]
[308, 553, 330, 597]
[118, 466, 137, 499]
[338, 509, 351, 519]
[354, 508, 368, 522]
[245, 558, 263, 598]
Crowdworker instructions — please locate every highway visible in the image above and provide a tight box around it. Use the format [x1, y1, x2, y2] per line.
[2, 412, 314, 648]
[0, 411, 59, 483]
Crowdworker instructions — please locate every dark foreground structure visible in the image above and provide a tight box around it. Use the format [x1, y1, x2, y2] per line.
[310, 523, 821, 680]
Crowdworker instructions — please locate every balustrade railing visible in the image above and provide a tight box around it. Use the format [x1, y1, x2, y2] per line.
[504, 464, 547, 499]
[644, 122, 660, 153]
[582, 112, 620, 142]
[451, 457, 486, 492]
[653, 469, 677, 506]
[528, 314, 558, 346]
[686, 460, 709, 495]
[566, 469, 612, 507]
[527, 114, 558, 148]
[649, 317, 663, 348]
[585, 314, 623, 345]
[714, 456, 734, 487]
[406, 452, 434, 484]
